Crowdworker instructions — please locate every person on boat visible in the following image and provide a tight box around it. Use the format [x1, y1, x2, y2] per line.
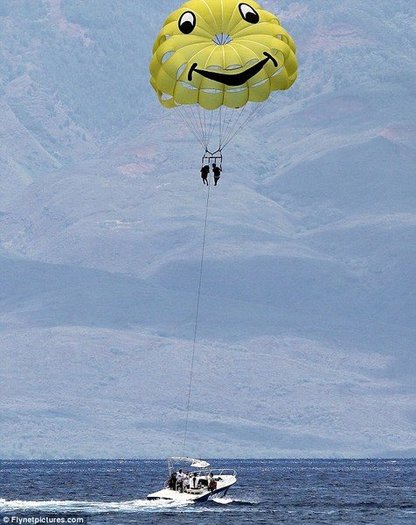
[208, 472, 217, 492]
[200, 164, 210, 185]
[191, 472, 198, 489]
[212, 163, 222, 186]
[168, 472, 177, 490]
[176, 469, 186, 492]
[183, 472, 190, 492]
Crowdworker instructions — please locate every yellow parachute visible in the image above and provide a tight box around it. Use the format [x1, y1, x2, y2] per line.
[150, 0, 297, 159]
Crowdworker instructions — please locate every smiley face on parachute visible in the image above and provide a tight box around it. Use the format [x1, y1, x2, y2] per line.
[150, 0, 297, 110]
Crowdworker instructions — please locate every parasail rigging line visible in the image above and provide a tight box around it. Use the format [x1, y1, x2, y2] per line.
[177, 107, 203, 146]
[177, 101, 271, 156]
[182, 181, 212, 453]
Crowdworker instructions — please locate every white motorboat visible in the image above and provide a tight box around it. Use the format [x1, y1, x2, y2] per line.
[147, 457, 237, 503]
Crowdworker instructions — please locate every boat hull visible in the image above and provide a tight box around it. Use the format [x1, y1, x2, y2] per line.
[147, 475, 237, 503]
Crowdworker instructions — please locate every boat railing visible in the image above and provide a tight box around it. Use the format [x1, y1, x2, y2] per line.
[186, 468, 236, 478]
[164, 468, 236, 487]
[207, 468, 237, 477]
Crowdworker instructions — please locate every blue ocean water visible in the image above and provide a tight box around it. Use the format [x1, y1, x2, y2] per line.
[0, 459, 415, 524]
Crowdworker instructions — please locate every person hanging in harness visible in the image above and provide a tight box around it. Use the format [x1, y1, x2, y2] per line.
[200, 164, 210, 185]
[212, 163, 222, 186]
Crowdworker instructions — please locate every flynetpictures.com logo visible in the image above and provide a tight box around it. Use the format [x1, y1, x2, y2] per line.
[2, 517, 86, 525]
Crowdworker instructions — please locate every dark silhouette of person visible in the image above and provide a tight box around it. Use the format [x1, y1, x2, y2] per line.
[168, 472, 177, 490]
[212, 163, 222, 186]
[200, 164, 210, 185]
[208, 473, 217, 492]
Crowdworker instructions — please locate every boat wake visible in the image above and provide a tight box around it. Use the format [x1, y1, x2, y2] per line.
[211, 497, 233, 505]
[211, 497, 259, 506]
[0, 498, 191, 514]
[0, 496, 259, 514]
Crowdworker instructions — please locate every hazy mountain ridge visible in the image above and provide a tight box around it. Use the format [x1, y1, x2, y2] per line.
[0, 0, 415, 458]
[1, 326, 414, 459]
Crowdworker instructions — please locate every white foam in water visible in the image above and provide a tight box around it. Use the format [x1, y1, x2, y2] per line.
[211, 497, 233, 505]
[211, 496, 259, 506]
[0, 498, 190, 513]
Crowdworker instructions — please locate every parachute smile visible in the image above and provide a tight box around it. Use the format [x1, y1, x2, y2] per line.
[188, 52, 278, 87]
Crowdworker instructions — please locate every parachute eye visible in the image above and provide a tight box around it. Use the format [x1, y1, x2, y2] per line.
[178, 11, 196, 34]
[238, 3, 260, 24]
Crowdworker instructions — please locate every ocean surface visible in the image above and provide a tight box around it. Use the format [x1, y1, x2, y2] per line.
[0, 459, 415, 524]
